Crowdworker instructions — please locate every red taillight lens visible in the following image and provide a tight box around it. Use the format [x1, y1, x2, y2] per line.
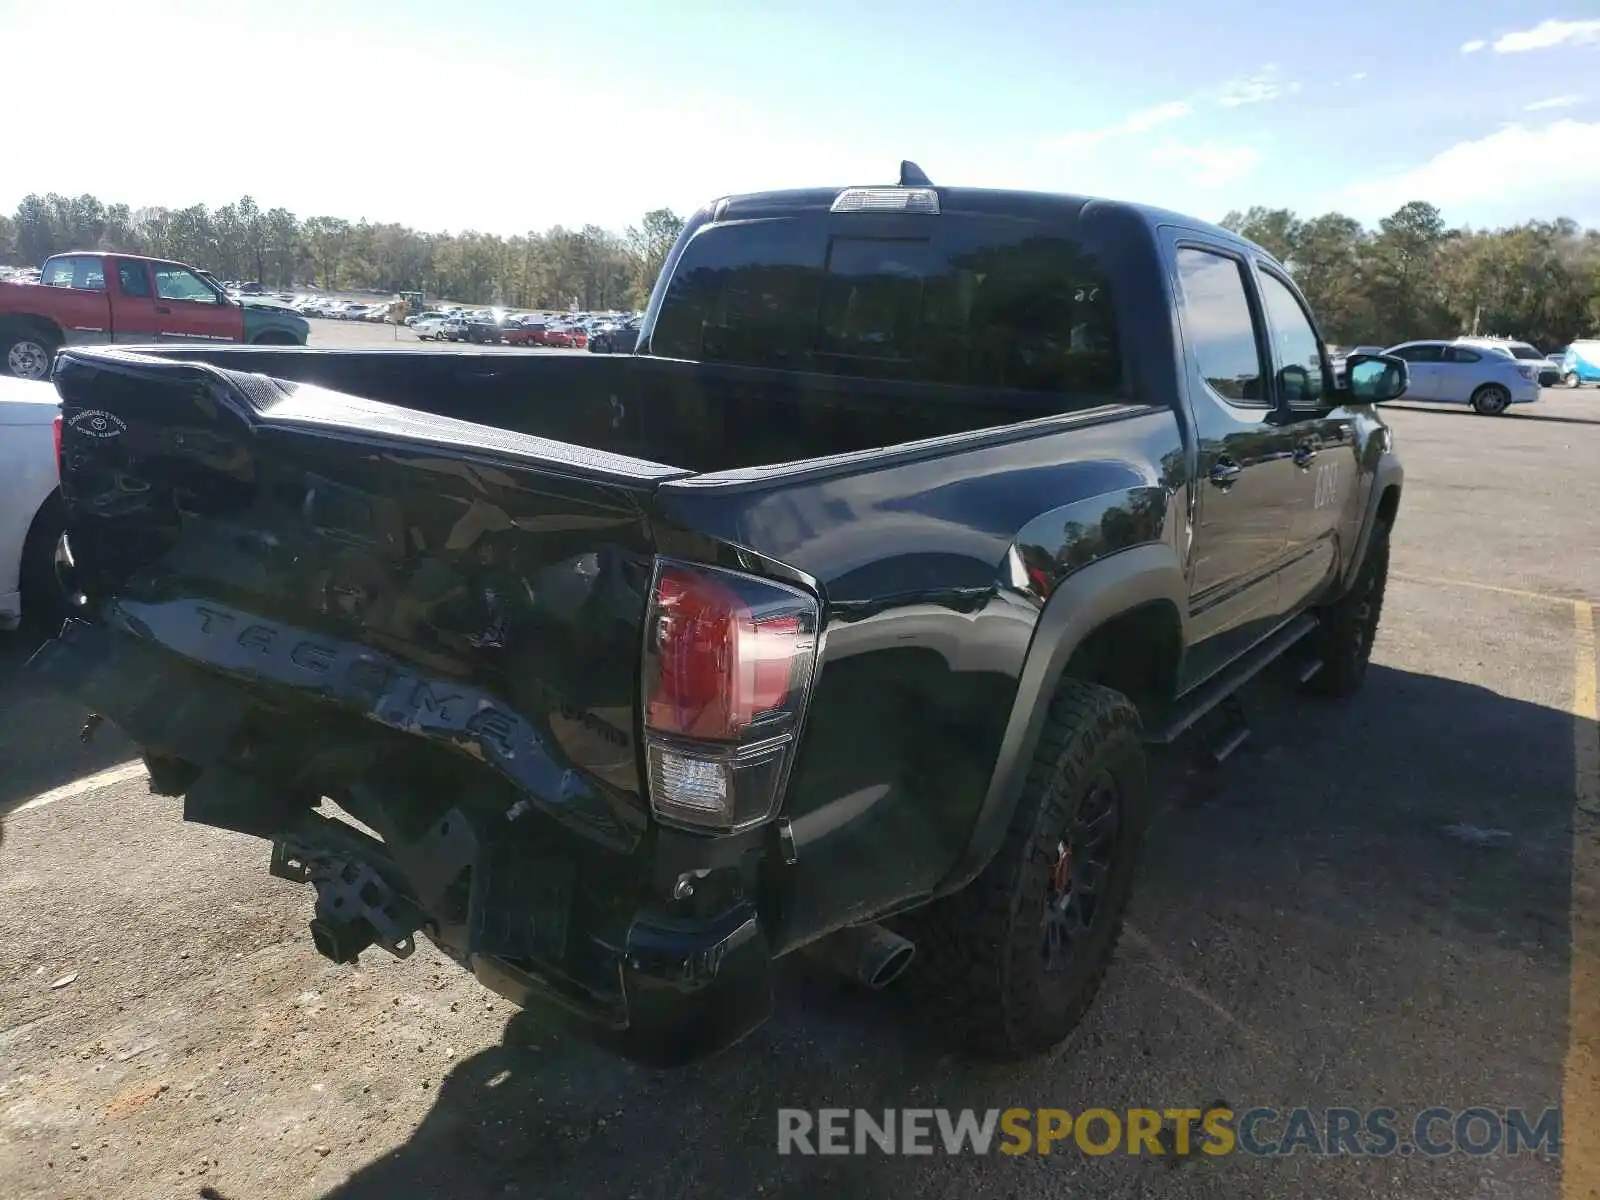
[643, 559, 820, 831]
[52, 414, 62, 471]
[646, 566, 810, 741]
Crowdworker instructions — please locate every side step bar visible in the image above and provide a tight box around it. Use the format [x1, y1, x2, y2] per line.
[1147, 613, 1319, 746]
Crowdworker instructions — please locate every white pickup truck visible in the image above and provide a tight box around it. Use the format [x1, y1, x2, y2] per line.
[0, 376, 66, 631]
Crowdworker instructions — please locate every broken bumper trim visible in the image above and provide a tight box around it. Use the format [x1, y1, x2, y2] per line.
[471, 903, 774, 1068]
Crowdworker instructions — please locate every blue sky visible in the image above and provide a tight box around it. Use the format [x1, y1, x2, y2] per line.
[2, 0, 1598, 235]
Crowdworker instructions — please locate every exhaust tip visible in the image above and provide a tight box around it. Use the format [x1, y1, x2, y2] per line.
[800, 922, 916, 991]
[866, 940, 915, 990]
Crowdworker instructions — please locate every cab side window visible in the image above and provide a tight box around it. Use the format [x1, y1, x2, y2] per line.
[1173, 247, 1266, 406]
[1256, 269, 1328, 408]
[116, 261, 152, 297]
[1443, 346, 1481, 363]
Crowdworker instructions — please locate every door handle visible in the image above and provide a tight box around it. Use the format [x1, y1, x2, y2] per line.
[1293, 442, 1318, 468]
[1207, 459, 1242, 488]
[156, 305, 171, 314]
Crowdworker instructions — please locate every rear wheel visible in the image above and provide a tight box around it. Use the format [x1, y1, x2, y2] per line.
[901, 678, 1148, 1059]
[20, 494, 79, 632]
[1471, 384, 1511, 415]
[1566, 372, 1582, 389]
[4, 328, 59, 381]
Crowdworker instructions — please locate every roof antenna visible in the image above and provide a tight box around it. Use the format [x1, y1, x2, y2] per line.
[899, 160, 932, 187]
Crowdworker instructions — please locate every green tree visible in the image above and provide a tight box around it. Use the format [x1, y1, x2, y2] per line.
[625, 208, 685, 304]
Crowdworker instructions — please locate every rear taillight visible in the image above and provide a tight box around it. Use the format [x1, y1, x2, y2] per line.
[1516, 365, 1536, 381]
[52, 414, 62, 472]
[642, 558, 820, 832]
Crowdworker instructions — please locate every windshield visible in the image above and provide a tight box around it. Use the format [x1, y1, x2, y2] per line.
[1508, 345, 1541, 360]
[650, 212, 1123, 398]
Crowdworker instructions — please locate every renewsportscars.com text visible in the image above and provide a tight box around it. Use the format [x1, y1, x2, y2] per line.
[776, 1107, 1561, 1158]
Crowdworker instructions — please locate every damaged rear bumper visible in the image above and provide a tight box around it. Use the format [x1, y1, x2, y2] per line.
[27, 617, 777, 1067]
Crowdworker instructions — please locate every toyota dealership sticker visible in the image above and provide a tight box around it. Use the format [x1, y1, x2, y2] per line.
[67, 409, 128, 439]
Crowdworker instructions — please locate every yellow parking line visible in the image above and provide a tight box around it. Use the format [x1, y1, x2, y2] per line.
[1392, 571, 1577, 607]
[1567, 600, 1599, 1200]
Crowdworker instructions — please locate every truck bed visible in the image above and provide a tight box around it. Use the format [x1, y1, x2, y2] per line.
[123, 344, 1093, 474]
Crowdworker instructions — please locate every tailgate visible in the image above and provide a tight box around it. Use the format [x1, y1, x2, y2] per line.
[38, 347, 691, 852]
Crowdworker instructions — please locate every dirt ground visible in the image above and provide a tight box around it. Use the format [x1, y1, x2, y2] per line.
[0, 388, 1596, 1199]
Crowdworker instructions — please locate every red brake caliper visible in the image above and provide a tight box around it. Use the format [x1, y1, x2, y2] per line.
[1051, 841, 1074, 895]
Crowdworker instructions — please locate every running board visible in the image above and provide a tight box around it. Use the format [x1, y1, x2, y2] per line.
[1147, 614, 1319, 745]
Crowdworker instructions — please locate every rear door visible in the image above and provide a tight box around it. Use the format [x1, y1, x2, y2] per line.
[1166, 241, 1298, 687]
[151, 262, 245, 343]
[1438, 344, 1488, 402]
[1253, 262, 1356, 613]
[107, 258, 161, 344]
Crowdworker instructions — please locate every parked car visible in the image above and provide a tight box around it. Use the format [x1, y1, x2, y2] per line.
[1386, 340, 1541, 414]
[439, 315, 470, 341]
[543, 322, 587, 349]
[406, 310, 451, 328]
[502, 317, 548, 346]
[466, 313, 515, 344]
[1453, 336, 1558, 386]
[588, 317, 641, 354]
[1, 251, 308, 378]
[0, 376, 69, 630]
[411, 315, 452, 341]
[31, 166, 1406, 1068]
[1560, 341, 1600, 387]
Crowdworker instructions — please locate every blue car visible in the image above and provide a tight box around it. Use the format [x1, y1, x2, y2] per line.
[1560, 341, 1600, 387]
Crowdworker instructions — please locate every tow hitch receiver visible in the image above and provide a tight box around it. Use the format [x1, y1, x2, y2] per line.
[270, 841, 422, 963]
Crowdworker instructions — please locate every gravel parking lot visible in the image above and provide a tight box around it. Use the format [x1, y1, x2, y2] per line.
[1, 388, 1596, 1200]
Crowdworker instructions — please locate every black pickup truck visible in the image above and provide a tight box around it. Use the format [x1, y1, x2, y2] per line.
[28, 166, 1408, 1067]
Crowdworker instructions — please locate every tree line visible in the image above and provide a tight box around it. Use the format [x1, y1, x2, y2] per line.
[1221, 201, 1600, 350]
[0, 193, 686, 311]
[3, 190, 1597, 346]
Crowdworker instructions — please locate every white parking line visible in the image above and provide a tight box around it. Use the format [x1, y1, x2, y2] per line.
[9, 760, 148, 817]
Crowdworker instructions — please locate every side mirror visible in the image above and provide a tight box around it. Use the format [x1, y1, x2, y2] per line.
[1345, 353, 1408, 403]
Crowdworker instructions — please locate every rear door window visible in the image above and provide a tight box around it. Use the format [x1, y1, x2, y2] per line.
[650, 213, 1123, 398]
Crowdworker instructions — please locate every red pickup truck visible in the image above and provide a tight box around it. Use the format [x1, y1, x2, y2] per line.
[1, 252, 309, 380]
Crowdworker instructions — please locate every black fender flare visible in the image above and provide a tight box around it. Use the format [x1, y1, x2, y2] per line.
[1340, 451, 1403, 591]
[935, 541, 1189, 896]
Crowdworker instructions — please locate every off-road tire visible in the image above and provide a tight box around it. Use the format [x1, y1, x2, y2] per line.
[1304, 519, 1390, 698]
[900, 678, 1149, 1060]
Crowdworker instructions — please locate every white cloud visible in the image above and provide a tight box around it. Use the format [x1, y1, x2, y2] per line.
[1461, 39, 1487, 53]
[1350, 71, 1368, 82]
[1042, 101, 1193, 153]
[1147, 140, 1262, 189]
[1493, 18, 1600, 52]
[1217, 67, 1289, 107]
[1341, 120, 1600, 222]
[1525, 94, 1583, 110]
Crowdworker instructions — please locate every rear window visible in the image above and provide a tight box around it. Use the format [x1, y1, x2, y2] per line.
[649, 214, 1122, 397]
